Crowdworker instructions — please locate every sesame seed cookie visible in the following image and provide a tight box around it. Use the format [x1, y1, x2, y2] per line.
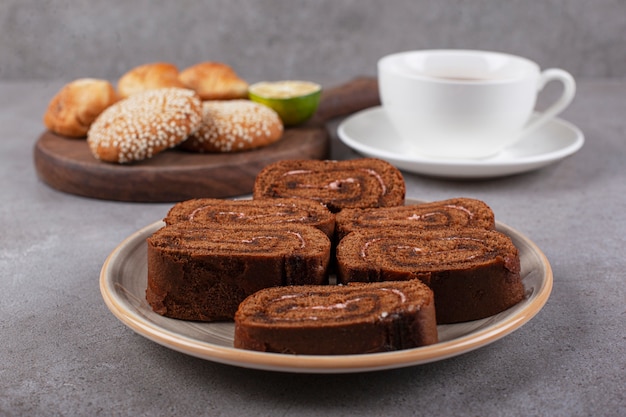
[179, 100, 283, 153]
[87, 88, 203, 164]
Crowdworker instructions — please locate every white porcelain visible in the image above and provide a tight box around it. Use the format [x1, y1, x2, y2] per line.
[378, 49, 576, 159]
[100, 200, 552, 374]
[337, 106, 584, 179]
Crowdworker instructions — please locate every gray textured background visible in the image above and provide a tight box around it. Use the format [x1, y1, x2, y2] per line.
[1, 0, 625, 84]
[2, 2, 626, 416]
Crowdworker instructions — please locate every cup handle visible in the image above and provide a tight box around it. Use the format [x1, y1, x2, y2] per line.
[520, 68, 576, 138]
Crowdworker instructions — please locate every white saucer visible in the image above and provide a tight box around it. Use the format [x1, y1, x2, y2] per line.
[337, 106, 584, 179]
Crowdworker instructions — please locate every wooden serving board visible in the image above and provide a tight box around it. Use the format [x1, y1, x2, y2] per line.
[34, 77, 379, 202]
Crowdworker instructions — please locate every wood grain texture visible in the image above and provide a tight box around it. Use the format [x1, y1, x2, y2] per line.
[33, 77, 379, 202]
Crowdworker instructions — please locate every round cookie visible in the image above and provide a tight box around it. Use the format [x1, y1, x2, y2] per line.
[117, 62, 186, 99]
[179, 100, 283, 153]
[44, 78, 118, 137]
[179, 62, 249, 100]
[87, 88, 203, 164]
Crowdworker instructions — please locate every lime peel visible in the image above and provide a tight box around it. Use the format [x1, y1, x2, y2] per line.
[249, 80, 322, 126]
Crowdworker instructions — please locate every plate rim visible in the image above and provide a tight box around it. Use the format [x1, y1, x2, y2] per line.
[100, 202, 553, 373]
[337, 106, 584, 178]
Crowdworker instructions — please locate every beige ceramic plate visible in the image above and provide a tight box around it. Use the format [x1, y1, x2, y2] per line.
[100, 203, 552, 373]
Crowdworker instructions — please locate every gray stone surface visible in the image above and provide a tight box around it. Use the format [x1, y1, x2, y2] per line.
[1, 0, 625, 83]
[1, 0, 625, 415]
[1, 78, 625, 416]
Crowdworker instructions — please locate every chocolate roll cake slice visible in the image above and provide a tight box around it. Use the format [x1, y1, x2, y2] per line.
[252, 158, 406, 213]
[146, 223, 331, 322]
[335, 197, 496, 241]
[336, 228, 524, 324]
[164, 197, 335, 239]
[234, 280, 438, 355]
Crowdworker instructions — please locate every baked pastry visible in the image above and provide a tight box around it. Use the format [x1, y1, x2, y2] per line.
[336, 228, 524, 324]
[179, 62, 249, 100]
[178, 100, 283, 153]
[234, 280, 438, 355]
[164, 197, 335, 239]
[146, 223, 331, 321]
[252, 158, 406, 213]
[87, 88, 203, 163]
[335, 197, 496, 241]
[117, 62, 186, 99]
[43, 78, 118, 137]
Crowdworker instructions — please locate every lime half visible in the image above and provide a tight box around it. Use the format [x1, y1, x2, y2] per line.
[249, 81, 322, 126]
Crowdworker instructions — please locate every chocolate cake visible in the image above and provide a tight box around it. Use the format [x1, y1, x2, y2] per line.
[252, 158, 406, 213]
[336, 228, 524, 324]
[146, 223, 331, 321]
[164, 197, 335, 239]
[335, 197, 496, 241]
[234, 280, 438, 355]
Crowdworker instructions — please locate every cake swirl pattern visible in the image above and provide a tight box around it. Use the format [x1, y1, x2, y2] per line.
[253, 158, 405, 212]
[152, 228, 307, 252]
[360, 235, 495, 268]
[164, 197, 335, 238]
[335, 197, 495, 240]
[252, 286, 407, 322]
[234, 281, 438, 354]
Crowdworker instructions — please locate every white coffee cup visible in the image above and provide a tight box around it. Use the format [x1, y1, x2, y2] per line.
[378, 49, 576, 159]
